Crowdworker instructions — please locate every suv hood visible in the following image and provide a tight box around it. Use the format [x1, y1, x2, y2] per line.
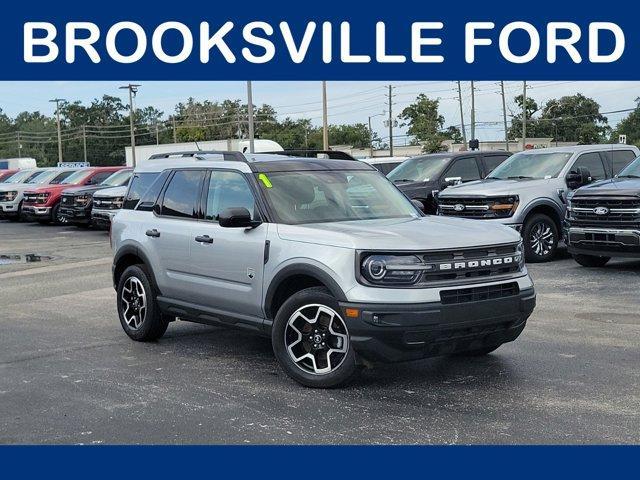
[0, 182, 41, 193]
[94, 186, 127, 198]
[62, 184, 111, 196]
[574, 177, 640, 197]
[277, 216, 521, 250]
[439, 178, 552, 197]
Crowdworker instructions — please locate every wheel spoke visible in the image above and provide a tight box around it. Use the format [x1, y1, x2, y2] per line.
[120, 277, 147, 330]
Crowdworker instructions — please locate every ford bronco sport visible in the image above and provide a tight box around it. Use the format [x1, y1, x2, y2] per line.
[437, 145, 639, 262]
[111, 151, 536, 388]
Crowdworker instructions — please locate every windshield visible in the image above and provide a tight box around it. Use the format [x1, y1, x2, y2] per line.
[101, 169, 132, 187]
[387, 156, 450, 182]
[257, 170, 419, 225]
[61, 170, 92, 185]
[488, 151, 573, 180]
[3, 170, 39, 184]
[618, 156, 640, 178]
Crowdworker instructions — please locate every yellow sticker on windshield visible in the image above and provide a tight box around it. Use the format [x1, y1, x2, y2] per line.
[258, 173, 273, 188]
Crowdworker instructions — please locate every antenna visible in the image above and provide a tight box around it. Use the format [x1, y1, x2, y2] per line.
[194, 141, 202, 151]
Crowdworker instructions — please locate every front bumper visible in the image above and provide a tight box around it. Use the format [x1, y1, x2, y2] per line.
[0, 201, 20, 218]
[339, 286, 535, 362]
[59, 204, 91, 223]
[21, 205, 52, 220]
[91, 208, 117, 228]
[567, 226, 640, 258]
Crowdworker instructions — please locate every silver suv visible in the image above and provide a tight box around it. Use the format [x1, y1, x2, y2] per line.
[437, 145, 640, 262]
[111, 151, 536, 387]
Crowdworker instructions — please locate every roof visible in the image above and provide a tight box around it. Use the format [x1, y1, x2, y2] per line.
[135, 152, 375, 174]
[516, 144, 639, 155]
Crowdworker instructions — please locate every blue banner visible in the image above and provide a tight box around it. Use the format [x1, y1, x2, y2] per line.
[2, 0, 639, 80]
[1, 445, 638, 478]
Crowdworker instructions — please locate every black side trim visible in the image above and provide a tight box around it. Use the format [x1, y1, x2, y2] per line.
[264, 264, 348, 319]
[112, 245, 162, 295]
[156, 296, 266, 334]
[263, 240, 271, 264]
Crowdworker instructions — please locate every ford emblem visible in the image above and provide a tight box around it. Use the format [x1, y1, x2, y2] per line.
[454, 204, 466, 212]
[593, 207, 609, 215]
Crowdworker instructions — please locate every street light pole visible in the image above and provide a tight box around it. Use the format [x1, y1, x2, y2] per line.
[322, 81, 329, 150]
[247, 81, 255, 154]
[367, 112, 385, 158]
[49, 98, 66, 165]
[119, 84, 141, 167]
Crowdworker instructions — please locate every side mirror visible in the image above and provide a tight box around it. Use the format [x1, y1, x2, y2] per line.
[411, 199, 425, 213]
[443, 176, 463, 187]
[566, 167, 592, 189]
[218, 207, 262, 229]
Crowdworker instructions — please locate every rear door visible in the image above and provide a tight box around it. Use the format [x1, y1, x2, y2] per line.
[143, 169, 206, 302]
[187, 169, 267, 319]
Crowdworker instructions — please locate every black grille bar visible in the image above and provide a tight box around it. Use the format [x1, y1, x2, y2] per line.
[440, 282, 520, 305]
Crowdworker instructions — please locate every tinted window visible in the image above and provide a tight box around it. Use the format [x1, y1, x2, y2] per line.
[205, 171, 256, 221]
[377, 162, 402, 175]
[612, 150, 637, 175]
[160, 170, 204, 218]
[49, 170, 75, 184]
[573, 152, 607, 180]
[135, 172, 166, 211]
[483, 155, 509, 175]
[89, 171, 115, 185]
[124, 172, 162, 210]
[445, 157, 481, 182]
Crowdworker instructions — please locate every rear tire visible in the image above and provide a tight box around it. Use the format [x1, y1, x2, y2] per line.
[272, 287, 357, 388]
[117, 265, 169, 342]
[572, 254, 611, 268]
[523, 213, 558, 263]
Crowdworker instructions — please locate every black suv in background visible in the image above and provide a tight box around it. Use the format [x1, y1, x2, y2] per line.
[388, 151, 511, 214]
[566, 155, 640, 267]
[59, 168, 132, 226]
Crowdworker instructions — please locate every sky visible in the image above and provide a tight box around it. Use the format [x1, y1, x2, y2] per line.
[1, 81, 639, 144]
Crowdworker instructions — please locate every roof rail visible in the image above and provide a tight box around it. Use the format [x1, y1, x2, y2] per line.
[147, 151, 247, 162]
[264, 150, 357, 161]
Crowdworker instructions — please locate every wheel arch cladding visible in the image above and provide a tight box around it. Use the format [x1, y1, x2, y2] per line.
[264, 264, 348, 320]
[523, 200, 563, 234]
[113, 246, 161, 294]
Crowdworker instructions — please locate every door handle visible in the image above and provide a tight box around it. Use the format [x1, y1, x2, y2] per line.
[195, 235, 213, 244]
[145, 229, 160, 238]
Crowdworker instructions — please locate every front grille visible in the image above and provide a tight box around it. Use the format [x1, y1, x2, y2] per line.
[93, 197, 120, 210]
[419, 243, 523, 285]
[438, 196, 516, 219]
[570, 196, 640, 229]
[440, 282, 520, 305]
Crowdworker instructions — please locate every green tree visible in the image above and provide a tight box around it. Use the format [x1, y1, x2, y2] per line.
[611, 102, 640, 147]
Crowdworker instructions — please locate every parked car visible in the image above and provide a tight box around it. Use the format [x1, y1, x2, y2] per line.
[59, 168, 133, 227]
[360, 157, 408, 175]
[111, 151, 535, 388]
[91, 186, 128, 230]
[437, 145, 640, 262]
[0, 168, 75, 221]
[22, 166, 125, 224]
[0, 169, 19, 183]
[565, 155, 640, 267]
[389, 151, 511, 214]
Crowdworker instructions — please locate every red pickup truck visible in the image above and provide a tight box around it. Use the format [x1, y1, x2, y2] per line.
[22, 166, 125, 224]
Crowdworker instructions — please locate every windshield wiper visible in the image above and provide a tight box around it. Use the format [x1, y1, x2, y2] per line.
[393, 179, 414, 183]
[506, 175, 534, 179]
[618, 174, 640, 179]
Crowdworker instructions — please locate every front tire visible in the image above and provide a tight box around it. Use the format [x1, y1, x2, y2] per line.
[572, 254, 611, 268]
[117, 265, 169, 341]
[272, 287, 357, 388]
[523, 213, 558, 263]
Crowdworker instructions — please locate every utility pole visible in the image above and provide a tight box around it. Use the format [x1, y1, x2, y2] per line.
[155, 122, 159, 146]
[368, 112, 385, 158]
[247, 81, 255, 153]
[322, 81, 329, 150]
[522, 81, 527, 151]
[17, 132, 21, 158]
[470, 81, 476, 142]
[119, 84, 140, 167]
[500, 81, 509, 151]
[49, 98, 65, 165]
[82, 125, 87, 163]
[387, 85, 394, 157]
[456, 81, 467, 149]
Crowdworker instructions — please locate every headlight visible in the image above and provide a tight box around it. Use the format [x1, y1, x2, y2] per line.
[76, 194, 91, 206]
[112, 196, 124, 209]
[489, 196, 519, 217]
[4, 191, 17, 201]
[361, 254, 432, 285]
[515, 241, 525, 268]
